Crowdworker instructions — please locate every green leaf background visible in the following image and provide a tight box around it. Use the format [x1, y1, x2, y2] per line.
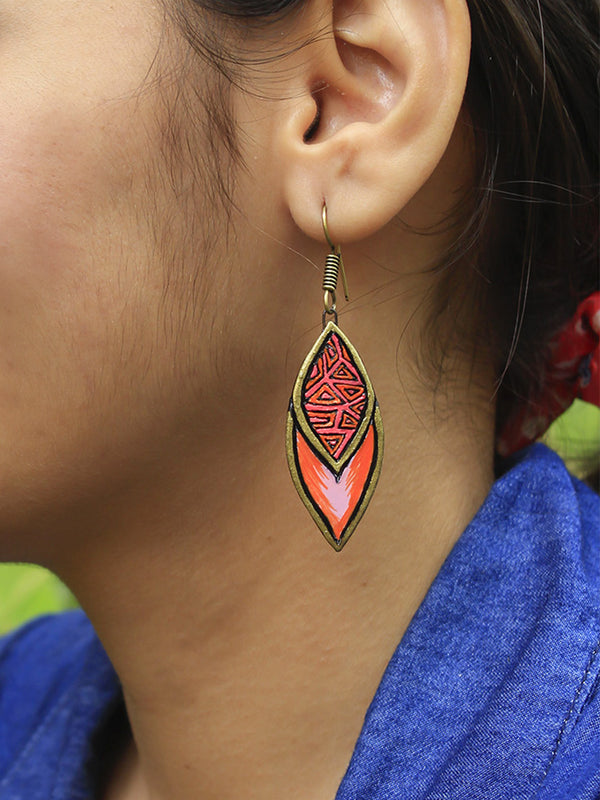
[0, 401, 598, 635]
[0, 563, 78, 635]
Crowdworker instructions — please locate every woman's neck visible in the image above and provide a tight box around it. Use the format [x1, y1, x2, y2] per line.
[57, 340, 495, 800]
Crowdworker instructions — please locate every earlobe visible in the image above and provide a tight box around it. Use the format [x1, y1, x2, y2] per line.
[279, 0, 471, 243]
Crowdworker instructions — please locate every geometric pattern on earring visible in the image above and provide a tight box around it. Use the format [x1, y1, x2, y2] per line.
[285, 205, 384, 551]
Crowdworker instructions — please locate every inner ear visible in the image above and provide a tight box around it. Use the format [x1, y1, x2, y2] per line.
[304, 26, 406, 143]
[335, 39, 404, 116]
[303, 86, 325, 142]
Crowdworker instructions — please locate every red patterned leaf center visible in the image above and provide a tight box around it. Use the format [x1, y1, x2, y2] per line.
[302, 331, 367, 459]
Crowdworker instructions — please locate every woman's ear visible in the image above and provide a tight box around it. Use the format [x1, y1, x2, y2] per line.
[277, 0, 471, 242]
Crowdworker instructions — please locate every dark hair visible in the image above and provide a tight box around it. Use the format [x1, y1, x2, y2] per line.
[165, 0, 599, 432]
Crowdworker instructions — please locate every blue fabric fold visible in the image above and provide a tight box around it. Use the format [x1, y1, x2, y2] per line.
[336, 445, 600, 800]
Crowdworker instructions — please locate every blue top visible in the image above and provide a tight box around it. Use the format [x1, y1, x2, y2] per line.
[0, 445, 599, 799]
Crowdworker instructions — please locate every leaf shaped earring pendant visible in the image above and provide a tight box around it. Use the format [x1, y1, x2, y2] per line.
[286, 206, 384, 551]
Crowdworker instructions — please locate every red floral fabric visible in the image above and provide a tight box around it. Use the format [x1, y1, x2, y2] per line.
[497, 292, 600, 456]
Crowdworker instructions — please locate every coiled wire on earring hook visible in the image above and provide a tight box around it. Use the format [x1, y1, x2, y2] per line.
[321, 204, 349, 323]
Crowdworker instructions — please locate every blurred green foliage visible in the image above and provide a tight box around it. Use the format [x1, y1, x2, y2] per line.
[0, 563, 77, 636]
[544, 400, 600, 479]
[0, 401, 598, 636]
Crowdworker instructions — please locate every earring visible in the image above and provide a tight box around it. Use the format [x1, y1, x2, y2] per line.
[286, 205, 384, 551]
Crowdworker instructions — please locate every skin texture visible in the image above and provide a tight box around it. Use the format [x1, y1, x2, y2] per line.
[0, 1, 496, 798]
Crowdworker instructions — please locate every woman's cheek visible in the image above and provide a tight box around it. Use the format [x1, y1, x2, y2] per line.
[0, 97, 152, 430]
